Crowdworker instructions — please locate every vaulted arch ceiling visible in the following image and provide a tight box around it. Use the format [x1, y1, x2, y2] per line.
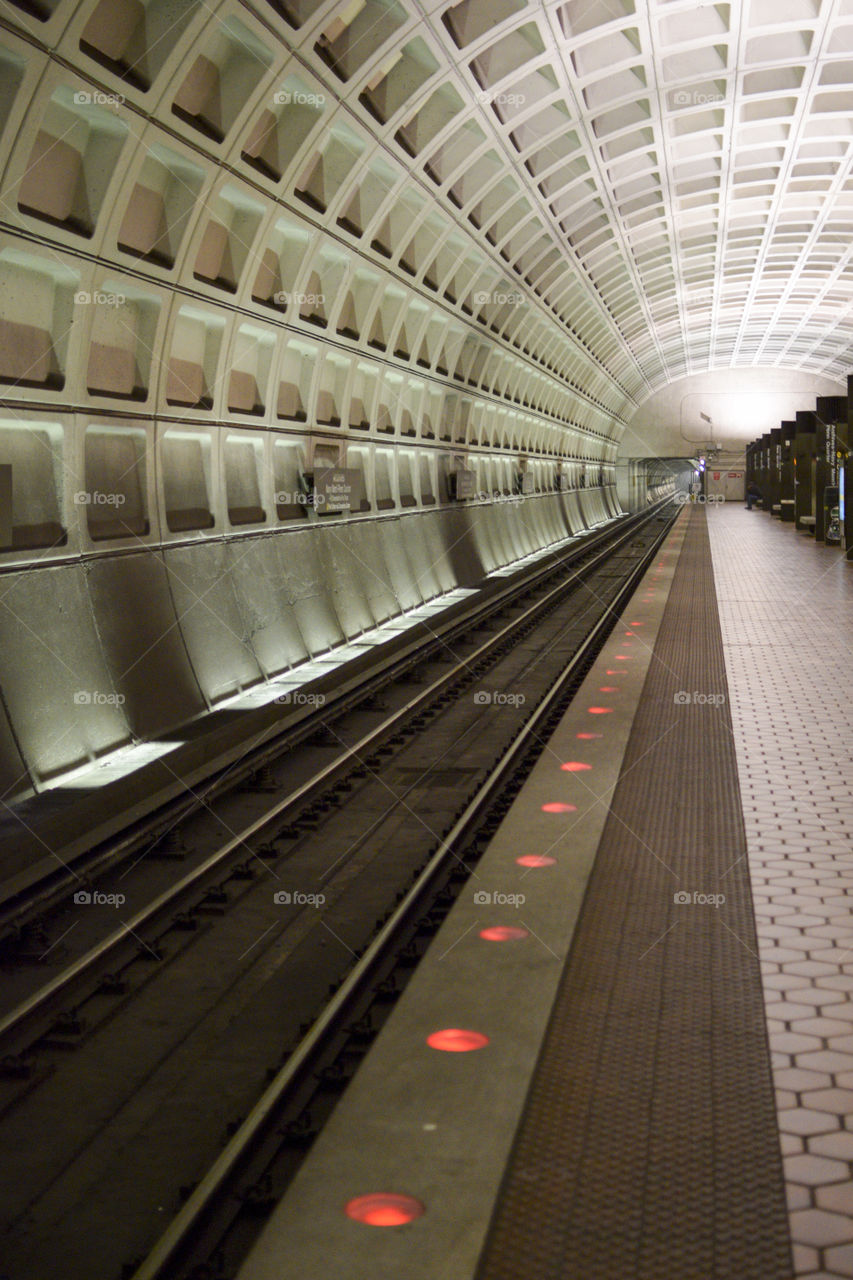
[1, 0, 851, 452]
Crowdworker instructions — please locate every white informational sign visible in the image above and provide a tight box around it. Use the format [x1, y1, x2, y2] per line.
[0, 465, 11, 548]
[452, 468, 477, 499]
[314, 467, 364, 513]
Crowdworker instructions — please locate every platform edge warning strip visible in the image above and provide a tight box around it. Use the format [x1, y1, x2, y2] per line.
[474, 508, 792, 1280]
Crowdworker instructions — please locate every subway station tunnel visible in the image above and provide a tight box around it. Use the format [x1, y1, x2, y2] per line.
[1, 0, 853, 1277]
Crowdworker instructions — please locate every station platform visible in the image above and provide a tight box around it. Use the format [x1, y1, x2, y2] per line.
[237, 503, 853, 1280]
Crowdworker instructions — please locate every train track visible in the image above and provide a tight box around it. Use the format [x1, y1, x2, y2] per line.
[0, 502, 676, 1280]
[0, 510, 645, 947]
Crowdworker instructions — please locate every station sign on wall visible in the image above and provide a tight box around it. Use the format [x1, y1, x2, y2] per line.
[451, 468, 477, 499]
[314, 467, 364, 512]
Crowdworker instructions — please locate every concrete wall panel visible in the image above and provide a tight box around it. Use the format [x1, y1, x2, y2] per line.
[417, 511, 462, 594]
[279, 529, 347, 657]
[468, 505, 502, 574]
[344, 522, 401, 624]
[84, 554, 205, 737]
[578, 491, 593, 526]
[0, 494, 624, 790]
[0, 565, 130, 781]
[508, 502, 536, 559]
[165, 544, 264, 704]
[397, 514, 446, 602]
[316, 526, 383, 638]
[227, 537, 311, 677]
[563, 491, 585, 533]
[377, 519, 426, 613]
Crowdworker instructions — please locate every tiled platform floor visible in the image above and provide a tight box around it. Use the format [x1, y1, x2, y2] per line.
[708, 505, 853, 1280]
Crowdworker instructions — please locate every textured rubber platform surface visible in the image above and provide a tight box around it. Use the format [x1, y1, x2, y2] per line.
[476, 509, 793, 1280]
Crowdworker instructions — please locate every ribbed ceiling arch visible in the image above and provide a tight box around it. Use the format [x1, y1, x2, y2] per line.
[1, 0, 852, 447]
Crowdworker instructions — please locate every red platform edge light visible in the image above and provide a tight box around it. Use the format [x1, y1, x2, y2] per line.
[561, 761, 591, 771]
[629, 621, 644, 626]
[576, 731, 602, 739]
[541, 801, 577, 813]
[516, 854, 556, 867]
[427, 1028, 490, 1052]
[345, 1193, 425, 1226]
[599, 685, 618, 692]
[480, 925, 529, 941]
[587, 706, 613, 714]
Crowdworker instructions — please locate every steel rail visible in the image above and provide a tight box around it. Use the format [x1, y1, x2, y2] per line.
[129, 506, 677, 1280]
[0, 504, 669, 1047]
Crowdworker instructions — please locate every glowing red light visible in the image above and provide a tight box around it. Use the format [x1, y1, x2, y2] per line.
[624, 631, 634, 637]
[588, 706, 613, 714]
[614, 655, 631, 661]
[427, 1028, 490, 1052]
[599, 686, 618, 692]
[516, 854, 556, 867]
[480, 925, 529, 941]
[541, 801, 577, 813]
[629, 622, 643, 626]
[560, 761, 591, 771]
[576, 732, 602, 739]
[345, 1193, 424, 1226]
